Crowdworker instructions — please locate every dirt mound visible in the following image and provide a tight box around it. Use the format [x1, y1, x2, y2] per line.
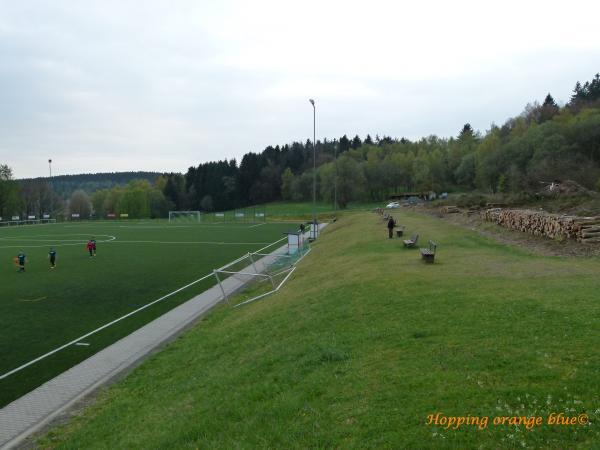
[538, 179, 595, 197]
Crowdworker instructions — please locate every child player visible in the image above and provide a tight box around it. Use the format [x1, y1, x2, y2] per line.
[16, 250, 26, 272]
[86, 239, 94, 257]
[48, 247, 57, 269]
[91, 237, 97, 256]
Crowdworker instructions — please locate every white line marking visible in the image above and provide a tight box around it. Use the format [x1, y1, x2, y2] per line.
[18, 297, 47, 303]
[0, 235, 116, 249]
[0, 236, 287, 381]
[248, 223, 266, 228]
[104, 240, 273, 245]
[62, 224, 267, 229]
[75, 342, 90, 346]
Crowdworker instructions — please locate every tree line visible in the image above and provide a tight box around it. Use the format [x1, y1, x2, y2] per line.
[2, 72, 599, 219]
[178, 72, 600, 210]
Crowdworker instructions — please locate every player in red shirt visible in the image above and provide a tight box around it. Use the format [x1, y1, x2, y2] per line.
[86, 240, 94, 257]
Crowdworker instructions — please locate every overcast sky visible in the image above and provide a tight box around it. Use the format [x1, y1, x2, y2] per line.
[1, 0, 599, 178]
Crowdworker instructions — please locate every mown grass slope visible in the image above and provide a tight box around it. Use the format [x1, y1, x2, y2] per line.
[39, 212, 600, 448]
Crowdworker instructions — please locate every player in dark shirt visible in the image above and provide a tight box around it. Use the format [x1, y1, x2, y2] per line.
[49, 248, 57, 268]
[17, 251, 26, 272]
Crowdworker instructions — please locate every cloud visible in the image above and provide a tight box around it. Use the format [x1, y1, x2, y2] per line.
[0, 0, 599, 177]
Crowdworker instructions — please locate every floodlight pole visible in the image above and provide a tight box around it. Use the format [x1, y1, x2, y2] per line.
[334, 142, 337, 212]
[309, 99, 316, 235]
[48, 158, 53, 216]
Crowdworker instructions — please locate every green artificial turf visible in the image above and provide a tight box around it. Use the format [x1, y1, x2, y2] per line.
[0, 221, 293, 407]
[36, 212, 600, 448]
[264, 201, 380, 221]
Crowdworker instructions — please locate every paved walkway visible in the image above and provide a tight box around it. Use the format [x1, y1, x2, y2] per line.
[0, 225, 324, 449]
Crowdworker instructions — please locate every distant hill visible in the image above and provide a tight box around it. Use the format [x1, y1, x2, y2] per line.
[20, 171, 164, 199]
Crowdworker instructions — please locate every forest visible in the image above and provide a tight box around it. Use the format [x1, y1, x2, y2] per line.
[180, 72, 600, 210]
[1, 72, 599, 219]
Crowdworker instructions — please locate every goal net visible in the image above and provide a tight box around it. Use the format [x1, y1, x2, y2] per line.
[213, 240, 311, 307]
[168, 211, 201, 224]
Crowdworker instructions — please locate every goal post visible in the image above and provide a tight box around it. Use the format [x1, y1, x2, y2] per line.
[168, 211, 201, 224]
[213, 240, 311, 307]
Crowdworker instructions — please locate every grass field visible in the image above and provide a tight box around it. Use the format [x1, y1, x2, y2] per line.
[0, 220, 296, 407]
[264, 201, 380, 221]
[36, 211, 600, 448]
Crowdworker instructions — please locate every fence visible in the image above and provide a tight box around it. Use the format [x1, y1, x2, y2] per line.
[202, 206, 267, 223]
[0, 218, 57, 227]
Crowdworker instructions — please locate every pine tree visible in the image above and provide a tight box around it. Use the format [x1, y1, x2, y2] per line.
[543, 93, 557, 108]
[540, 93, 559, 123]
[351, 135, 362, 149]
[459, 123, 474, 139]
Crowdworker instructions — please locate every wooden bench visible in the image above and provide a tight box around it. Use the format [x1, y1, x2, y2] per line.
[403, 234, 418, 248]
[395, 226, 405, 237]
[420, 240, 437, 263]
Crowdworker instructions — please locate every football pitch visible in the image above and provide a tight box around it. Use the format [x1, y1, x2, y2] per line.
[0, 220, 296, 407]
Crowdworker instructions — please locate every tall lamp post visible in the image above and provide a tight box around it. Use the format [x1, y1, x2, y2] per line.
[309, 99, 317, 238]
[48, 159, 53, 217]
[334, 142, 337, 212]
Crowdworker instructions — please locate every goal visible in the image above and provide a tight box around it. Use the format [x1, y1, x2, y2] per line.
[168, 211, 201, 224]
[213, 240, 311, 307]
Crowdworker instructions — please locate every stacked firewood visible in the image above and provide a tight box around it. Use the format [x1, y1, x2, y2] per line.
[481, 208, 600, 243]
[440, 205, 460, 214]
[577, 218, 600, 243]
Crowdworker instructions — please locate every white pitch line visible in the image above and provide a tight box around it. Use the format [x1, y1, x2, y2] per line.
[0, 236, 287, 381]
[0, 236, 116, 249]
[0, 233, 113, 239]
[104, 240, 274, 245]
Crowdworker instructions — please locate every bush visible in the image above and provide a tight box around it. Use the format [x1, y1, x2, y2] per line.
[455, 193, 488, 207]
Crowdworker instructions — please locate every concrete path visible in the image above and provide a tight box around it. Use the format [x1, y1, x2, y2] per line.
[0, 225, 325, 449]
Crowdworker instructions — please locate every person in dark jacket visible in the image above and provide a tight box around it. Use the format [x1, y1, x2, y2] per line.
[387, 217, 395, 238]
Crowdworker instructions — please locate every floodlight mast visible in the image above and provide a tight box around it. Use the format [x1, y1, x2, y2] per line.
[48, 159, 53, 216]
[309, 99, 316, 236]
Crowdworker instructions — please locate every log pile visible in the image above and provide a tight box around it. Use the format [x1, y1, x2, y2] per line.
[440, 205, 460, 214]
[577, 218, 600, 243]
[480, 208, 600, 243]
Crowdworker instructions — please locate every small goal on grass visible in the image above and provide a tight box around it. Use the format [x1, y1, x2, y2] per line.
[213, 239, 310, 308]
[168, 211, 201, 224]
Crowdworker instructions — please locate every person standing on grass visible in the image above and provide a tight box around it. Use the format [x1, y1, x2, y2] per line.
[91, 237, 97, 256]
[48, 248, 57, 269]
[16, 250, 26, 272]
[86, 239, 94, 257]
[387, 216, 395, 239]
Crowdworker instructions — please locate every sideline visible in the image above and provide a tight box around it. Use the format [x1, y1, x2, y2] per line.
[0, 235, 116, 249]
